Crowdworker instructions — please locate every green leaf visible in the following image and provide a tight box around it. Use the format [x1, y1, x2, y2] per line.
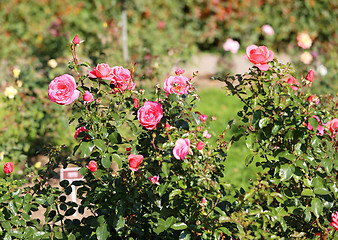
[321, 158, 333, 174]
[114, 216, 125, 232]
[245, 135, 255, 151]
[309, 117, 319, 132]
[165, 216, 177, 229]
[94, 139, 106, 151]
[191, 112, 201, 126]
[279, 164, 295, 181]
[101, 155, 112, 169]
[313, 187, 331, 195]
[127, 121, 138, 135]
[78, 167, 88, 176]
[112, 154, 122, 169]
[278, 151, 296, 162]
[68, 234, 76, 240]
[272, 125, 281, 135]
[311, 198, 323, 218]
[169, 189, 181, 200]
[179, 230, 191, 240]
[159, 183, 169, 197]
[301, 189, 314, 197]
[109, 132, 122, 144]
[219, 227, 231, 237]
[171, 222, 188, 230]
[79, 141, 95, 158]
[168, 94, 179, 101]
[161, 162, 170, 177]
[245, 153, 255, 166]
[304, 208, 312, 222]
[97, 223, 109, 240]
[259, 117, 270, 128]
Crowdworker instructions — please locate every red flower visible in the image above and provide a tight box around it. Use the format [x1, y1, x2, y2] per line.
[128, 154, 144, 171]
[196, 141, 205, 150]
[87, 161, 97, 172]
[331, 211, 338, 231]
[305, 69, 314, 82]
[74, 126, 90, 141]
[73, 34, 80, 44]
[4, 162, 13, 174]
[133, 98, 139, 108]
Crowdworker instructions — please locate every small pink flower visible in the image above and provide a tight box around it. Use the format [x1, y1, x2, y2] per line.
[128, 154, 144, 171]
[158, 21, 165, 29]
[223, 38, 240, 53]
[245, 45, 274, 71]
[199, 114, 208, 123]
[4, 162, 14, 174]
[262, 25, 274, 36]
[133, 98, 139, 108]
[286, 77, 300, 91]
[203, 130, 211, 139]
[305, 70, 314, 82]
[87, 160, 97, 172]
[173, 138, 190, 160]
[196, 141, 205, 150]
[89, 64, 114, 80]
[307, 95, 319, 105]
[326, 119, 338, 137]
[164, 75, 189, 95]
[74, 126, 90, 141]
[297, 32, 312, 49]
[73, 34, 80, 44]
[196, 126, 202, 132]
[331, 211, 338, 231]
[48, 74, 80, 105]
[137, 101, 163, 130]
[300, 52, 313, 65]
[149, 176, 160, 185]
[83, 91, 94, 103]
[175, 67, 185, 75]
[201, 197, 207, 204]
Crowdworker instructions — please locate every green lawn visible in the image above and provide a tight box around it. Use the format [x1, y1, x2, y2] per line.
[196, 87, 261, 190]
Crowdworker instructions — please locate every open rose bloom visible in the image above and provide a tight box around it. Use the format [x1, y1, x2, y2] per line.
[111, 66, 135, 92]
[48, 74, 80, 105]
[149, 176, 160, 185]
[331, 211, 338, 230]
[245, 45, 274, 71]
[326, 119, 338, 137]
[4, 162, 14, 174]
[223, 38, 240, 53]
[87, 160, 97, 172]
[297, 32, 312, 49]
[137, 101, 163, 130]
[164, 75, 189, 95]
[173, 138, 191, 160]
[89, 63, 114, 80]
[128, 154, 144, 171]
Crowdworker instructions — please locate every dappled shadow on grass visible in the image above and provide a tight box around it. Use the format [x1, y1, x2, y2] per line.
[196, 87, 261, 190]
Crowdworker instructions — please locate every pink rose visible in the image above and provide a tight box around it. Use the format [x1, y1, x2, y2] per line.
[245, 45, 274, 71]
[149, 176, 160, 185]
[137, 101, 163, 130]
[158, 21, 165, 29]
[73, 34, 80, 44]
[199, 114, 208, 123]
[286, 77, 300, 91]
[203, 130, 211, 139]
[48, 74, 80, 105]
[326, 119, 338, 137]
[262, 25, 274, 36]
[331, 211, 338, 230]
[74, 126, 90, 141]
[305, 70, 314, 82]
[111, 66, 131, 84]
[89, 64, 114, 80]
[297, 32, 312, 49]
[223, 38, 240, 53]
[173, 138, 190, 160]
[87, 160, 97, 172]
[83, 91, 94, 103]
[133, 98, 139, 108]
[304, 116, 324, 136]
[4, 162, 14, 174]
[175, 67, 185, 75]
[128, 154, 144, 171]
[196, 141, 205, 150]
[164, 75, 189, 95]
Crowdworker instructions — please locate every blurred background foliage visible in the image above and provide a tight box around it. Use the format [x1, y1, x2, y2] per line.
[0, 0, 336, 188]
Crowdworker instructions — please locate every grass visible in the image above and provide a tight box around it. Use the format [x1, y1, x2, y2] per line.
[196, 87, 261, 190]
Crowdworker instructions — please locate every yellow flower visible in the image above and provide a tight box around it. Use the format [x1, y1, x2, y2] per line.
[48, 59, 58, 69]
[4, 86, 18, 99]
[34, 162, 42, 169]
[13, 68, 21, 78]
[297, 32, 312, 49]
